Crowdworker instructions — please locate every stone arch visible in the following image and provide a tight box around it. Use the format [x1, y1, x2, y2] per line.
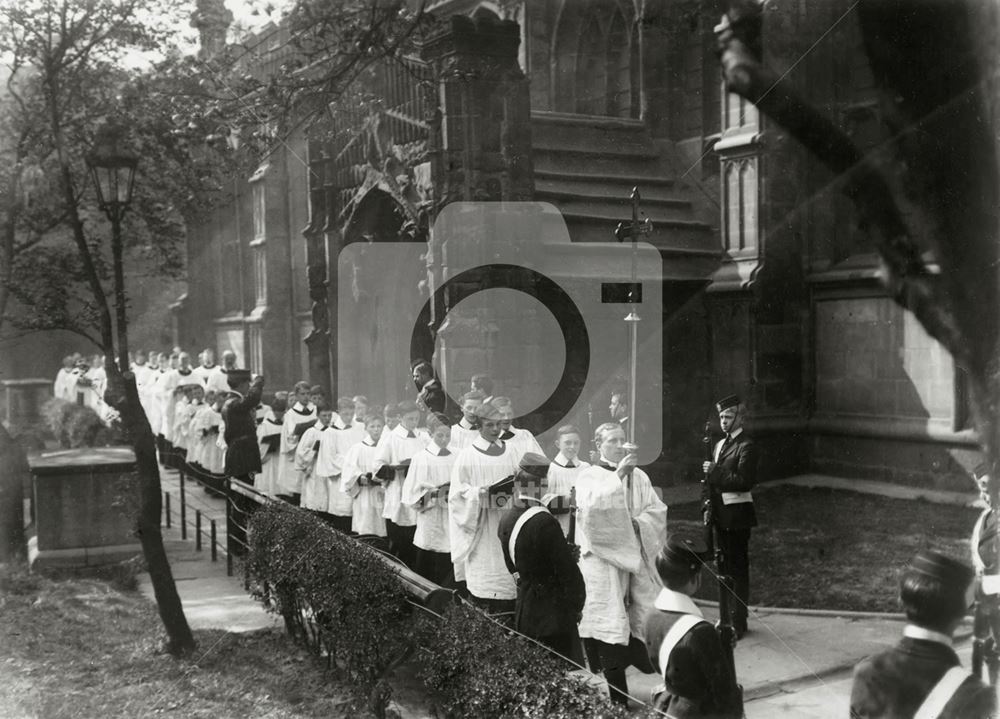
[552, 0, 638, 117]
[336, 186, 431, 403]
[470, 4, 501, 22]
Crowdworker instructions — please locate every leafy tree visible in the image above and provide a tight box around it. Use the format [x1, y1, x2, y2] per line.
[0, 0, 244, 655]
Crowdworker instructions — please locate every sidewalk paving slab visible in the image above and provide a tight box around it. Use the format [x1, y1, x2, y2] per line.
[138, 527, 279, 634]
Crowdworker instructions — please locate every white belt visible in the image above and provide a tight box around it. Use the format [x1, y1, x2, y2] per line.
[983, 575, 1000, 596]
[721, 491, 753, 505]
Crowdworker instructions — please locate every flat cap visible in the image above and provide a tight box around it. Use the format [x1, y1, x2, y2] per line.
[518, 452, 550, 479]
[226, 369, 252, 388]
[907, 550, 974, 588]
[715, 394, 740, 413]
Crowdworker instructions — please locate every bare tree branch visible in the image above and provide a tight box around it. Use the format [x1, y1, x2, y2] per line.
[714, 1, 967, 365]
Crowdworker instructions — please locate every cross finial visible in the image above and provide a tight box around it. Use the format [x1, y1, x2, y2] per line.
[614, 186, 653, 243]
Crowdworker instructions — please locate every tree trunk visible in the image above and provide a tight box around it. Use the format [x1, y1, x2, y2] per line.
[110, 365, 196, 656]
[0, 422, 27, 562]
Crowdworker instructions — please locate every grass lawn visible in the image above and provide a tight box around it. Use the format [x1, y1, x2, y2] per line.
[668, 484, 980, 612]
[0, 565, 367, 719]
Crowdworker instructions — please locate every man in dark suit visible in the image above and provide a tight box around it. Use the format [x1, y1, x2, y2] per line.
[222, 369, 265, 483]
[850, 550, 996, 718]
[702, 394, 757, 637]
[412, 360, 446, 415]
[498, 452, 586, 660]
[644, 533, 742, 719]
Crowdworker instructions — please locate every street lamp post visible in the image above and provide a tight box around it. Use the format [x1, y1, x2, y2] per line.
[86, 124, 138, 374]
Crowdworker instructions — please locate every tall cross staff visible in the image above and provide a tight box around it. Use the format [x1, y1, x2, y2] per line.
[614, 188, 652, 606]
[614, 187, 653, 477]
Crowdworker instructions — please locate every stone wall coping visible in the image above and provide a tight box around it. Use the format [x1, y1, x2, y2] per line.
[29, 446, 136, 475]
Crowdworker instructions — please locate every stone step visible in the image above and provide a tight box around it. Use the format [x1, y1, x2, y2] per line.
[532, 149, 666, 177]
[530, 111, 654, 153]
[556, 212, 714, 249]
[535, 178, 693, 211]
[534, 168, 676, 189]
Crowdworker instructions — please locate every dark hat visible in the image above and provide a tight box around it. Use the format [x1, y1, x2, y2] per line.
[907, 550, 974, 588]
[658, 534, 711, 575]
[518, 452, 550, 479]
[226, 369, 252, 389]
[715, 394, 740, 413]
[973, 463, 990, 480]
[475, 401, 504, 421]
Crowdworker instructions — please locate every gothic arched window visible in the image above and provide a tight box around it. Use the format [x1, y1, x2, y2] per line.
[554, 0, 637, 118]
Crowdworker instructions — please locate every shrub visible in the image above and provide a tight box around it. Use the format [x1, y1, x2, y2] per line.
[246, 502, 662, 717]
[41, 398, 117, 448]
[246, 502, 412, 687]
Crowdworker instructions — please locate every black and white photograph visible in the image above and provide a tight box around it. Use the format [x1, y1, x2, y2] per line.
[1, 0, 999, 716]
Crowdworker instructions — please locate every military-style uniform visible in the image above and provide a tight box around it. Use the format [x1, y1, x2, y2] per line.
[971, 503, 1000, 684]
[705, 426, 757, 633]
[850, 630, 997, 718]
[498, 493, 586, 659]
[644, 588, 742, 719]
[851, 551, 996, 719]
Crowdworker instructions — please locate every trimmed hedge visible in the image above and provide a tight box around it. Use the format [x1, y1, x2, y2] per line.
[246, 502, 659, 718]
[246, 501, 411, 686]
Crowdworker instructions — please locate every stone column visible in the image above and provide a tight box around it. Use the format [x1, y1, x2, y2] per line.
[420, 15, 537, 403]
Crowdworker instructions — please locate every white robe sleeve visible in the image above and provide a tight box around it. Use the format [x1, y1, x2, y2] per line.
[340, 443, 365, 497]
[295, 427, 320, 474]
[448, 456, 484, 566]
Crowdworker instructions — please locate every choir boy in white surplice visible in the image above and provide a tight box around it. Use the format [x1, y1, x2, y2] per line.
[546, 424, 590, 537]
[576, 421, 667, 708]
[341, 414, 386, 537]
[449, 402, 521, 615]
[382, 403, 401, 433]
[54, 356, 78, 402]
[450, 391, 484, 453]
[402, 413, 456, 586]
[492, 397, 544, 462]
[296, 406, 332, 514]
[256, 394, 287, 496]
[205, 350, 236, 395]
[277, 382, 317, 504]
[317, 397, 362, 534]
[373, 400, 428, 568]
[131, 350, 154, 401]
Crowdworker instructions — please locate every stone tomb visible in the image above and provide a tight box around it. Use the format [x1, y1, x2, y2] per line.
[28, 447, 140, 568]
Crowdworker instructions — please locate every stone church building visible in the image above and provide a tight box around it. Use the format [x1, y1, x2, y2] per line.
[177, 0, 980, 489]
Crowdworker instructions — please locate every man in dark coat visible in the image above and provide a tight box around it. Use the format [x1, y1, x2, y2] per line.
[702, 394, 757, 636]
[644, 533, 742, 719]
[412, 360, 446, 415]
[222, 369, 265, 482]
[498, 452, 586, 660]
[850, 550, 996, 719]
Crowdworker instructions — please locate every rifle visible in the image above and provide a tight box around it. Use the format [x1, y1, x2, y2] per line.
[703, 420, 745, 716]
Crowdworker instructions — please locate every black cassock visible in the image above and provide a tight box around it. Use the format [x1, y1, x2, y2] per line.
[850, 637, 996, 718]
[498, 501, 585, 659]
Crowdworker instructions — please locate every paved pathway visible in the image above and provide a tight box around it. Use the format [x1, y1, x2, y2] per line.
[136, 469, 987, 716]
